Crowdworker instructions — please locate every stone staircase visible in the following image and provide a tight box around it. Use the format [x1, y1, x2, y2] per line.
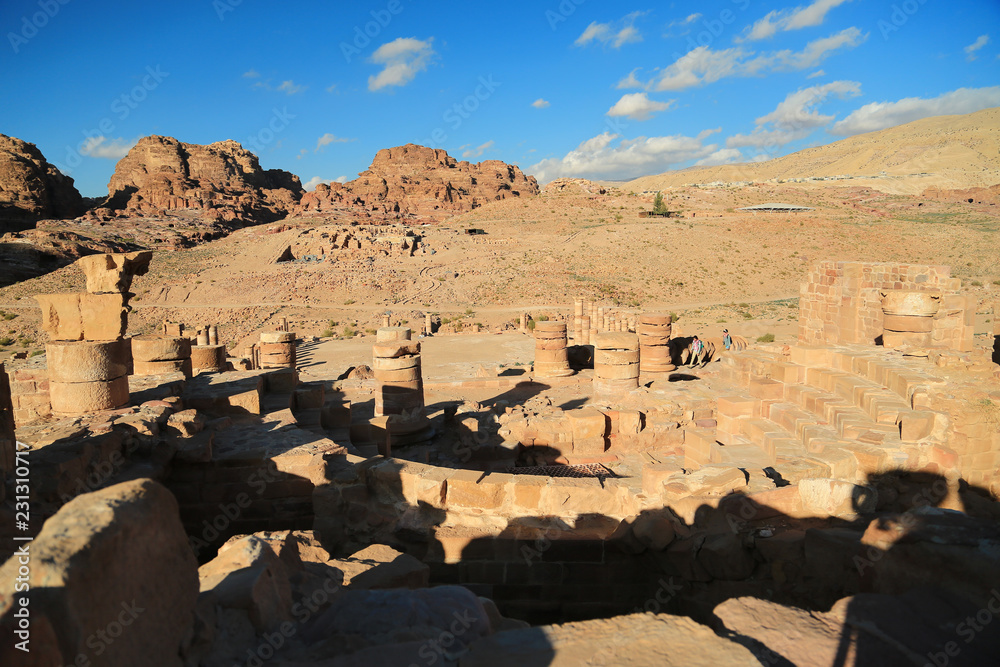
[685, 345, 946, 484]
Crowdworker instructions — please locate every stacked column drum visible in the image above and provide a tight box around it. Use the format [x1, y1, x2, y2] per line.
[131, 335, 193, 378]
[638, 314, 676, 377]
[881, 290, 941, 349]
[259, 332, 296, 369]
[533, 321, 574, 378]
[47, 340, 130, 414]
[593, 333, 640, 395]
[372, 328, 424, 417]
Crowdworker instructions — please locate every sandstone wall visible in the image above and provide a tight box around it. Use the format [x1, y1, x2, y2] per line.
[8, 367, 51, 426]
[798, 261, 972, 349]
[0, 134, 85, 232]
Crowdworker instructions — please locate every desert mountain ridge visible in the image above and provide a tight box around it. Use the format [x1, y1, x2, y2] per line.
[620, 106, 1000, 195]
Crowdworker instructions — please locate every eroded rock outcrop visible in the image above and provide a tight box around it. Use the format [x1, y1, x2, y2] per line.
[94, 135, 303, 225]
[0, 134, 85, 233]
[0, 478, 198, 666]
[294, 144, 539, 220]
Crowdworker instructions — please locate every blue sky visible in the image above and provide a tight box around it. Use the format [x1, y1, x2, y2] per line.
[1, 0, 998, 196]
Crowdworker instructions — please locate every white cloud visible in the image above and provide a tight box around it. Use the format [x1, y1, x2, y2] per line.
[243, 69, 260, 78]
[575, 11, 644, 49]
[807, 69, 826, 78]
[532, 98, 551, 109]
[529, 129, 721, 182]
[607, 92, 674, 121]
[964, 34, 990, 60]
[368, 37, 435, 91]
[314, 133, 352, 152]
[830, 85, 1000, 136]
[80, 136, 136, 159]
[326, 83, 338, 93]
[462, 140, 495, 159]
[742, 0, 851, 41]
[695, 147, 744, 166]
[616, 68, 644, 89]
[665, 12, 702, 36]
[649, 28, 865, 91]
[303, 176, 341, 190]
[277, 80, 306, 95]
[727, 80, 861, 148]
[296, 149, 308, 160]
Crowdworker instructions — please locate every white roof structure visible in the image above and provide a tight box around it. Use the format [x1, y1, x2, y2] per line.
[738, 203, 813, 211]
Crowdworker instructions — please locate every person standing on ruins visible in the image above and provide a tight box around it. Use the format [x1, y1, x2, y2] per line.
[690, 336, 704, 366]
[723, 329, 732, 351]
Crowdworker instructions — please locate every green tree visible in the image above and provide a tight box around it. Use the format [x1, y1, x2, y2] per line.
[653, 192, 667, 215]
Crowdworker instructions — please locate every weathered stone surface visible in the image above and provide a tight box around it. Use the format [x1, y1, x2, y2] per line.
[76, 251, 152, 294]
[0, 479, 198, 667]
[45, 340, 129, 382]
[293, 144, 538, 221]
[335, 544, 430, 590]
[0, 133, 85, 233]
[35, 292, 128, 341]
[799, 479, 877, 517]
[714, 589, 1000, 667]
[461, 612, 759, 666]
[100, 135, 302, 224]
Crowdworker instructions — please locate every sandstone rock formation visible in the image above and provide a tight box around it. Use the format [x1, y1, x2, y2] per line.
[293, 144, 539, 220]
[0, 478, 199, 666]
[93, 135, 303, 225]
[0, 134, 85, 233]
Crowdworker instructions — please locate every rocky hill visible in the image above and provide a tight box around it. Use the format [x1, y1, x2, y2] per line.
[91, 135, 303, 225]
[624, 106, 1000, 195]
[293, 144, 539, 220]
[0, 134, 85, 233]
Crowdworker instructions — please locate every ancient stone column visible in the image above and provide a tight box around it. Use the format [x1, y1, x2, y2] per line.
[131, 335, 193, 377]
[573, 298, 584, 343]
[196, 329, 210, 347]
[382, 314, 391, 328]
[520, 313, 528, 332]
[593, 332, 640, 395]
[277, 317, 289, 332]
[597, 307, 606, 333]
[581, 315, 591, 345]
[372, 328, 423, 417]
[0, 363, 15, 503]
[259, 331, 296, 369]
[47, 340, 130, 414]
[533, 321, 573, 378]
[208, 325, 219, 346]
[424, 313, 433, 336]
[163, 322, 184, 336]
[638, 313, 676, 378]
[880, 290, 941, 349]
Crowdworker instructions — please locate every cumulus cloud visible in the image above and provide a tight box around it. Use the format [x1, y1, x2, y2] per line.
[462, 140, 495, 159]
[242, 69, 260, 78]
[297, 149, 308, 160]
[532, 98, 551, 109]
[607, 92, 674, 121]
[80, 136, 136, 159]
[314, 133, 352, 152]
[616, 68, 644, 89]
[742, 0, 852, 41]
[277, 80, 306, 95]
[727, 80, 861, 148]
[368, 37, 435, 91]
[529, 129, 721, 182]
[575, 11, 644, 49]
[303, 175, 349, 190]
[807, 69, 826, 78]
[965, 34, 990, 60]
[649, 28, 865, 91]
[830, 86, 1000, 136]
[695, 147, 744, 166]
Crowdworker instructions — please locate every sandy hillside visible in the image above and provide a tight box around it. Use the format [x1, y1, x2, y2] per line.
[622, 107, 1000, 195]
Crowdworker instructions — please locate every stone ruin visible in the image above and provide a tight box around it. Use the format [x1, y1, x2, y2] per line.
[0, 258, 999, 665]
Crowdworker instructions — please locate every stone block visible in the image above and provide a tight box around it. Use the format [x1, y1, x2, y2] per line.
[566, 407, 606, 441]
[799, 478, 877, 517]
[46, 340, 129, 383]
[749, 377, 784, 401]
[50, 376, 129, 414]
[717, 395, 756, 419]
[642, 462, 683, 496]
[897, 410, 936, 442]
[445, 469, 507, 509]
[76, 251, 152, 294]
